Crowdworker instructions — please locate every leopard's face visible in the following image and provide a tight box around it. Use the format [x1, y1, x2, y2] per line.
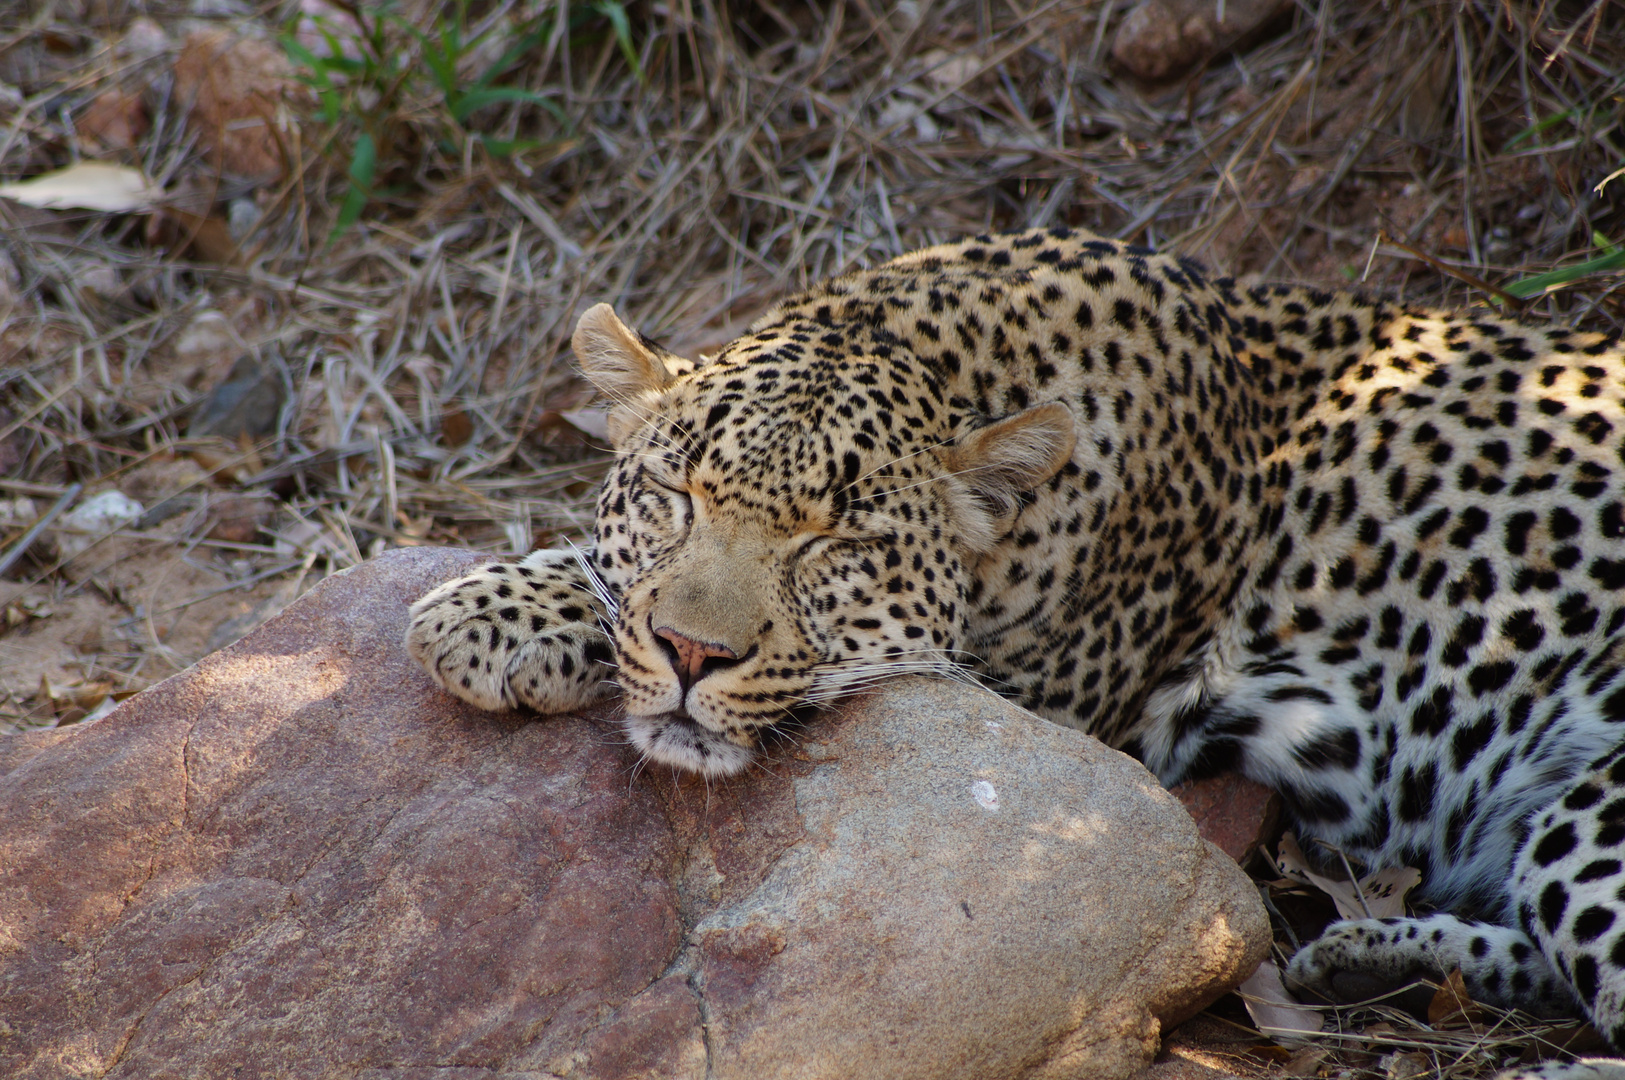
[590, 357, 997, 774]
[572, 302, 1075, 775]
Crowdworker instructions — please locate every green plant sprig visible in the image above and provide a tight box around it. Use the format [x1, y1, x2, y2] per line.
[280, 0, 638, 243]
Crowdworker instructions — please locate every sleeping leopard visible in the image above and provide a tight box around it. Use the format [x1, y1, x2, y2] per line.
[407, 227, 1625, 1045]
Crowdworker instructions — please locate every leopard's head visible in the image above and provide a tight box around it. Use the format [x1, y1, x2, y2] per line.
[574, 303, 1076, 775]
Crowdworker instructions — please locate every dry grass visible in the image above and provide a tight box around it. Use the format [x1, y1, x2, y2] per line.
[0, 0, 1622, 1069]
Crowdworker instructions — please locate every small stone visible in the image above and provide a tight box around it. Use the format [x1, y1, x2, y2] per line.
[187, 355, 285, 441]
[206, 494, 273, 544]
[226, 196, 262, 241]
[292, 0, 366, 62]
[0, 497, 37, 530]
[52, 490, 144, 560]
[175, 310, 236, 367]
[117, 17, 170, 60]
[72, 259, 120, 303]
[1112, 0, 1293, 82]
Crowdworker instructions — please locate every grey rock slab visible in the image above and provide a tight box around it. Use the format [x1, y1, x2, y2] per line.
[0, 547, 1267, 1080]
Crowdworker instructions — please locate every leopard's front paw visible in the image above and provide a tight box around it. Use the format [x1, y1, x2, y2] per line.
[1286, 915, 1576, 1018]
[1284, 920, 1423, 1006]
[406, 561, 618, 713]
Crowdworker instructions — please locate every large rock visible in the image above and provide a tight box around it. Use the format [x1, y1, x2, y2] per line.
[0, 548, 1268, 1080]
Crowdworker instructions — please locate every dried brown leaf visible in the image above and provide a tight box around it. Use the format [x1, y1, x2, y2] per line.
[1237, 958, 1325, 1046]
[1426, 968, 1485, 1030]
[1275, 833, 1420, 920]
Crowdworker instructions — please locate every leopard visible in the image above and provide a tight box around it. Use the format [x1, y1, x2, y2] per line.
[406, 226, 1625, 1051]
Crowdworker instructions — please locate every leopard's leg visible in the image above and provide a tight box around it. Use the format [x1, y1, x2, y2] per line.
[1508, 747, 1625, 1047]
[1492, 1062, 1625, 1080]
[1291, 751, 1625, 1046]
[1285, 911, 1579, 1018]
[405, 547, 619, 713]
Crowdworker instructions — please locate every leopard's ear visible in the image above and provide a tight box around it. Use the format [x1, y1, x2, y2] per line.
[942, 402, 1076, 548]
[573, 304, 688, 446]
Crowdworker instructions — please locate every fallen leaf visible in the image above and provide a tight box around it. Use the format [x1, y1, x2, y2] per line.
[1359, 866, 1422, 918]
[3, 596, 51, 630]
[531, 411, 594, 448]
[1281, 1043, 1330, 1077]
[39, 675, 121, 726]
[1426, 968, 1484, 1030]
[559, 408, 612, 441]
[149, 206, 241, 264]
[393, 510, 433, 547]
[1381, 1051, 1432, 1079]
[1276, 833, 1420, 920]
[440, 410, 474, 446]
[173, 29, 296, 180]
[1237, 958, 1325, 1046]
[920, 48, 984, 89]
[0, 497, 38, 529]
[80, 696, 124, 724]
[0, 161, 160, 212]
[189, 433, 266, 485]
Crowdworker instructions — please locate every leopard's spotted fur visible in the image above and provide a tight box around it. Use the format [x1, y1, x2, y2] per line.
[407, 228, 1625, 1044]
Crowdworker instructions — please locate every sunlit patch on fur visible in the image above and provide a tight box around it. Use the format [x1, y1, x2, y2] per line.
[624, 711, 757, 776]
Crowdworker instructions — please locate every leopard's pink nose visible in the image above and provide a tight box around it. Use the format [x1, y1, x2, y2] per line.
[653, 625, 740, 693]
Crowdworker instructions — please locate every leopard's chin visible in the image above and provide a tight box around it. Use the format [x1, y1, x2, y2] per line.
[623, 711, 756, 777]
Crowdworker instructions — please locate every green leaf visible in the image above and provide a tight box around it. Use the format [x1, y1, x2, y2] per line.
[396, 17, 457, 98]
[280, 35, 323, 75]
[451, 86, 567, 125]
[1504, 108, 1578, 152]
[478, 135, 543, 157]
[424, 47, 459, 97]
[280, 35, 353, 123]
[474, 28, 546, 92]
[347, 132, 377, 186]
[327, 132, 376, 244]
[1502, 249, 1625, 299]
[591, 0, 642, 81]
[316, 26, 365, 75]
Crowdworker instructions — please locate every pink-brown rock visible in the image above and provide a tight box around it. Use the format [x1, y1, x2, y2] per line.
[0, 548, 1268, 1080]
[1170, 772, 1282, 864]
